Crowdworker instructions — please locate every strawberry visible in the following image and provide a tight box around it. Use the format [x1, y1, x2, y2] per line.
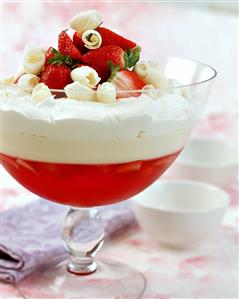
[75, 63, 86, 68]
[73, 32, 88, 54]
[81, 45, 141, 81]
[82, 45, 125, 70]
[47, 48, 73, 67]
[45, 47, 55, 64]
[110, 70, 145, 98]
[97, 27, 137, 50]
[91, 64, 111, 82]
[58, 30, 82, 60]
[40, 64, 72, 89]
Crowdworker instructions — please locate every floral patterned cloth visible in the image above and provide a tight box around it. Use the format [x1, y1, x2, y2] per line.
[0, 200, 136, 283]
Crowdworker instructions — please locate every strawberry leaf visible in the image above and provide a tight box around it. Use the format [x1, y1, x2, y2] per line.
[124, 46, 141, 69]
[107, 61, 121, 81]
[48, 49, 73, 67]
[65, 55, 73, 65]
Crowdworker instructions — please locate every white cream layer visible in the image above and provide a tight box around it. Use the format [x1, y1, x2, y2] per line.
[0, 88, 195, 164]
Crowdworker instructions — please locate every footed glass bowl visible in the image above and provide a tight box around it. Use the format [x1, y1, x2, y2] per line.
[0, 56, 216, 298]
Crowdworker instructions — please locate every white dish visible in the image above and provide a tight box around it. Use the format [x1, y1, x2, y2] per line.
[133, 180, 229, 247]
[166, 137, 238, 186]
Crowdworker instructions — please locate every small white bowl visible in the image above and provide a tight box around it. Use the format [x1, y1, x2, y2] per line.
[133, 180, 229, 247]
[166, 137, 238, 186]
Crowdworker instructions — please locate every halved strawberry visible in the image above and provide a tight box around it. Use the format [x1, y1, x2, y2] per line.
[110, 70, 145, 98]
[40, 64, 72, 89]
[81, 45, 141, 82]
[58, 30, 82, 60]
[97, 27, 137, 50]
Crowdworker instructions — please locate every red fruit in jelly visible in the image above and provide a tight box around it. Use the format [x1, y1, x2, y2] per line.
[0, 151, 180, 207]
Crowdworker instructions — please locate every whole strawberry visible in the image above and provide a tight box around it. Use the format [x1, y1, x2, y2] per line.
[58, 30, 82, 60]
[97, 27, 137, 50]
[45, 47, 55, 65]
[40, 64, 72, 89]
[90, 65, 109, 82]
[81, 45, 141, 81]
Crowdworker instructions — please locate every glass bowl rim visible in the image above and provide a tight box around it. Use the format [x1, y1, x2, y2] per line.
[1, 56, 217, 93]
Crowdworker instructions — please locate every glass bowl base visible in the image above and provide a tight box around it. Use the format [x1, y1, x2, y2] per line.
[17, 258, 146, 299]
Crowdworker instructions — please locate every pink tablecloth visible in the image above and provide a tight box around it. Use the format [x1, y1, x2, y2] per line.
[1, 2, 238, 298]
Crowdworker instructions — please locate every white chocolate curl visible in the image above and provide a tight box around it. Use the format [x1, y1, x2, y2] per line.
[70, 66, 101, 88]
[82, 30, 102, 49]
[17, 74, 40, 92]
[23, 44, 45, 75]
[133, 61, 168, 89]
[70, 10, 102, 35]
[64, 81, 96, 101]
[97, 82, 116, 103]
[142, 84, 164, 100]
[32, 83, 52, 103]
[14, 69, 25, 82]
[133, 61, 150, 78]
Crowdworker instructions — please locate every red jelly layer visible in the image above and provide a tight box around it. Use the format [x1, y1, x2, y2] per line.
[0, 151, 180, 207]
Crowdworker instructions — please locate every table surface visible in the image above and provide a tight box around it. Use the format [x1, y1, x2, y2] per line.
[1, 2, 238, 299]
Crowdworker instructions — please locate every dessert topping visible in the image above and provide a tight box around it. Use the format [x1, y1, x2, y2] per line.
[133, 61, 149, 78]
[23, 44, 45, 75]
[109, 69, 145, 98]
[142, 84, 164, 100]
[32, 83, 52, 102]
[82, 30, 102, 50]
[64, 81, 96, 101]
[133, 61, 168, 88]
[58, 30, 82, 60]
[5, 10, 176, 103]
[47, 48, 73, 67]
[70, 66, 101, 88]
[97, 82, 116, 103]
[45, 47, 55, 64]
[17, 74, 40, 91]
[81, 45, 141, 81]
[97, 27, 137, 50]
[70, 10, 102, 35]
[40, 63, 72, 90]
[73, 32, 87, 53]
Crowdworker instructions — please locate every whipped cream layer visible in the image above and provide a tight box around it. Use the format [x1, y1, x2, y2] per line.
[1, 88, 195, 164]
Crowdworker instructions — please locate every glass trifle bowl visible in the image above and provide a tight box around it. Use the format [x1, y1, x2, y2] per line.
[0, 10, 217, 299]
